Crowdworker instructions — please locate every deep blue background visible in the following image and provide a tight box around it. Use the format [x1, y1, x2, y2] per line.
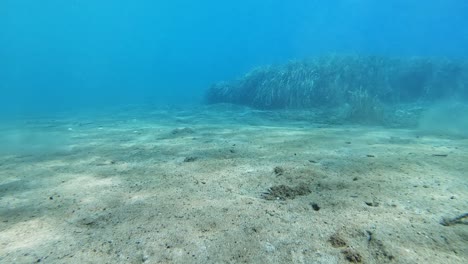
[1, 0, 468, 116]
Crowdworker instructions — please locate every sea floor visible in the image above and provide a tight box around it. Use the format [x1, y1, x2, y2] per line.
[0, 105, 467, 264]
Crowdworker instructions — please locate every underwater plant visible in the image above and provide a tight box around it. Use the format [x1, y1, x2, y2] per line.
[345, 87, 385, 124]
[205, 55, 468, 124]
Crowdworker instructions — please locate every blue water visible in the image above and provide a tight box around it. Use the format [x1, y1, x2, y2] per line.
[1, 0, 468, 116]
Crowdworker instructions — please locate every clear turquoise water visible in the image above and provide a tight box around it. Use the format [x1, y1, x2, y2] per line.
[1, 1, 468, 116]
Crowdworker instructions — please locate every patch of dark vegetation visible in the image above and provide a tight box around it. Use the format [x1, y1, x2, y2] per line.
[341, 247, 363, 263]
[329, 233, 347, 248]
[262, 184, 311, 200]
[206, 55, 468, 124]
[273, 166, 284, 176]
[183, 156, 198, 162]
[171, 127, 194, 135]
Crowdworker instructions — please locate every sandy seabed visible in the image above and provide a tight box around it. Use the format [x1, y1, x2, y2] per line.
[0, 105, 467, 264]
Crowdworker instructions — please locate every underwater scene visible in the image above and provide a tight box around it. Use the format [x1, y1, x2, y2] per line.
[1, 1, 467, 263]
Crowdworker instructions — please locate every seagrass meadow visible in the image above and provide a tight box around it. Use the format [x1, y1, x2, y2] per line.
[206, 55, 468, 124]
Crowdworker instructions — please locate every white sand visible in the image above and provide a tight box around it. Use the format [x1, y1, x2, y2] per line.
[0, 106, 467, 263]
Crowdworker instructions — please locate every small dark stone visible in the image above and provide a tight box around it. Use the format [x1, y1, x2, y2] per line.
[311, 203, 320, 211]
[49, 196, 53, 200]
[365, 201, 379, 207]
